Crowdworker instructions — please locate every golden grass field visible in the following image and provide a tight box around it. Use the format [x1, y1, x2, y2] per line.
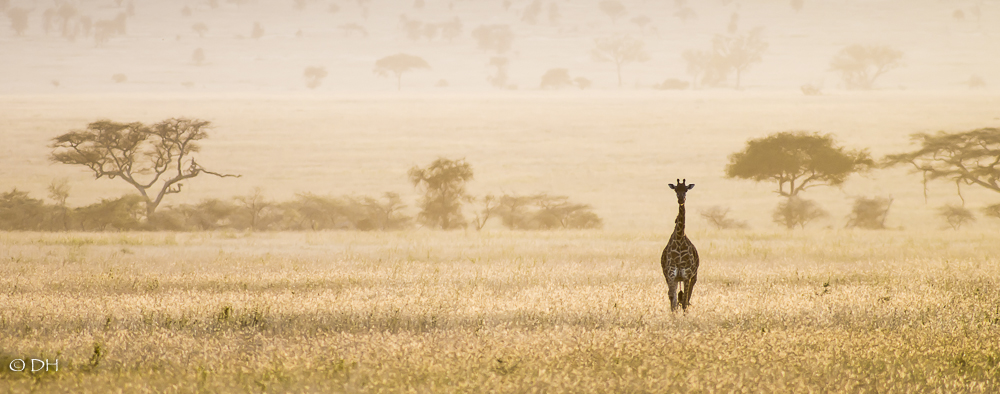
[1, 229, 998, 392]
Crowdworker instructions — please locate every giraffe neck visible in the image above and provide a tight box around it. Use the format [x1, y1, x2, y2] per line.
[673, 202, 686, 238]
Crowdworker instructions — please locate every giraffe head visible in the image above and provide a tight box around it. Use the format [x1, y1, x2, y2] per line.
[668, 179, 695, 205]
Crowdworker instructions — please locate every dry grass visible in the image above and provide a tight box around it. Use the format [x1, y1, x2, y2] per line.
[2, 229, 998, 392]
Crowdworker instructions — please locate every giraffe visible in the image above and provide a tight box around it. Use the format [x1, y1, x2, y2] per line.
[661, 179, 700, 312]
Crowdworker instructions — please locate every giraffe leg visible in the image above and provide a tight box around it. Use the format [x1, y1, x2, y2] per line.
[682, 277, 697, 311]
[667, 279, 679, 312]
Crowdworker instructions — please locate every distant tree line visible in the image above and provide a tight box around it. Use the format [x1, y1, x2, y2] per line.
[0, 120, 603, 232]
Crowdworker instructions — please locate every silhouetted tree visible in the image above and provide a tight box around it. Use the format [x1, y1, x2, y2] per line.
[471, 194, 498, 231]
[51, 118, 239, 217]
[487, 56, 509, 88]
[791, 0, 804, 12]
[472, 24, 514, 54]
[845, 196, 893, 229]
[440, 18, 462, 41]
[983, 204, 1000, 220]
[192, 22, 208, 37]
[726, 131, 874, 197]
[112, 73, 127, 83]
[574, 77, 592, 90]
[592, 35, 649, 88]
[939, 204, 974, 230]
[540, 68, 572, 89]
[830, 44, 903, 90]
[408, 158, 473, 230]
[7, 7, 30, 36]
[631, 16, 651, 33]
[883, 128, 1000, 203]
[374, 53, 430, 90]
[48, 178, 71, 231]
[522, 0, 543, 25]
[713, 27, 768, 89]
[303, 66, 328, 89]
[192, 48, 206, 65]
[598, 0, 626, 24]
[682, 48, 727, 88]
[251, 22, 264, 39]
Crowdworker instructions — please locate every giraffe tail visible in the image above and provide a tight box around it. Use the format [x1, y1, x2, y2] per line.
[678, 289, 685, 303]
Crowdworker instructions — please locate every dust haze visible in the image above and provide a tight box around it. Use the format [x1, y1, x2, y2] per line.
[2, 0, 1000, 230]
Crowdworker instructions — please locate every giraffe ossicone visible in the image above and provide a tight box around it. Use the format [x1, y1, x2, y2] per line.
[661, 178, 700, 312]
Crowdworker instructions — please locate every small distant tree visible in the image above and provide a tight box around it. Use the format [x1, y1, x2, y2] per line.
[471, 194, 499, 231]
[983, 204, 1000, 220]
[939, 204, 975, 230]
[522, 0, 543, 25]
[791, 0, 804, 12]
[712, 27, 768, 89]
[373, 53, 430, 91]
[497, 193, 602, 229]
[51, 118, 239, 218]
[408, 158, 473, 230]
[966, 75, 986, 89]
[845, 196, 893, 229]
[8, 7, 30, 36]
[192, 48, 206, 65]
[682, 48, 727, 88]
[773, 196, 827, 229]
[472, 24, 514, 54]
[487, 56, 509, 89]
[357, 192, 411, 230]
[830, 44, 903, 90]
[48, 178, 71, 231]
[192, 22, 208, 37]
[631, 16, 651, 34]
[573, 77, 592, 90]
[726, 131, 874, 197]
[883, 128, 1000, 203]
[440, 18, 462, 41]
[251, 22, 264, 39]
[592, 35, 650, 88]
[598, 0, 626, 24]
[236, 188, 275, 231]
[700, 206, 748, 229]
[539, 68, 573, 89]
[303, 66, 328, 89]
[112, 73, 127, 83]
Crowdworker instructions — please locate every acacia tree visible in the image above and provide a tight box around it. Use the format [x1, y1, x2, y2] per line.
[830, 44, 903, 90]
[726, 131, 874, 197]
[408, 158, 473, 230]
[592, 35, 649, 88]
[51, 118, 239, 218]
[884, 128, 1000, 212]
[373, 53, 430, 90]
[712, 27, 768, 89]
[598, 0, 626, 25]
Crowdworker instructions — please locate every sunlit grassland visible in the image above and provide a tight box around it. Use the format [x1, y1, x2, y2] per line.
[1, 230, 998, 392]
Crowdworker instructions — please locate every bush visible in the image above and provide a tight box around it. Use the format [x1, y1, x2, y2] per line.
[772, 196, 827, 229]
[699, 206, 748, 229]
[498, 194, 602, 230]
[984, 204, 1000, 220]
[939, 204, 974, 230]
[653, 78, 690, 90]
[0, 189, 54, 230]
[845, 196, 892, 229]
[75, 195, 146, 231]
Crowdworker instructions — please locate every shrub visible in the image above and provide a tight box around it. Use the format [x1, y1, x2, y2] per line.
[845, 196, 893, 229]
[699, 206, 748, 229]
[939, 204, 974, 230]
[772, 196, 827, 229]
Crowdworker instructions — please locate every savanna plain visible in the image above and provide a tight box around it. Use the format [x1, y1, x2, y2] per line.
[3, 0, 1000, 392]
[1, 94, 999, 393]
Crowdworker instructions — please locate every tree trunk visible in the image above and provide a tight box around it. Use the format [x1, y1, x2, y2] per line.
[616, 62, 622, 88]
[396, 73, 402, 91]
